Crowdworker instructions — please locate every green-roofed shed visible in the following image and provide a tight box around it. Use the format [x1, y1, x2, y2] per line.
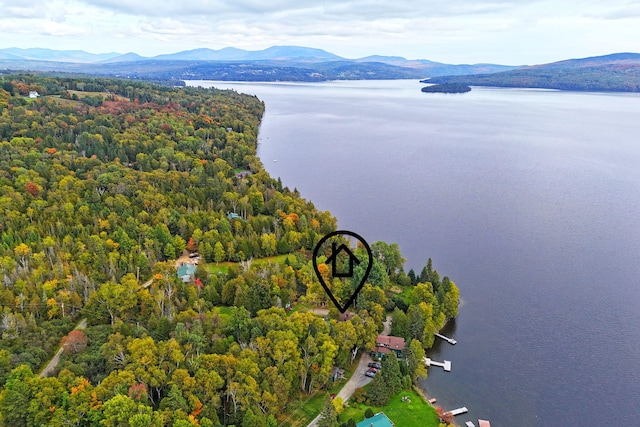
[356, 412, 394, 427]
[177, 263, 196, 282]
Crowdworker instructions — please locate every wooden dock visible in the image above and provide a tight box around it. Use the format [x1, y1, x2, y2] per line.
[448, 407, 468, 416]
[424, 357, 452, 372]
[435, 333, 457, 345]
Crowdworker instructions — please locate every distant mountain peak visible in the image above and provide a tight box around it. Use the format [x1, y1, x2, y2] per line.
[537, 52, 640, 68]
[0, 47, 121, 63]
[103, 52, 145, 63]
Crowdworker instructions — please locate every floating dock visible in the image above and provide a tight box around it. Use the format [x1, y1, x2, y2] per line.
[435, 333, 457, 345]
[448, 407, 468, 416]
[478, 420, 491, 427]
[465, 422, 476, 427]
[424, 357, 452, 372]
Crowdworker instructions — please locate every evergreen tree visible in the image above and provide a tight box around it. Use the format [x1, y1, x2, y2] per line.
[408, 268, 417, 285]
[318, 396, 339, 427]
[380, 353, 402, 396]
[366, 371, 392, 406]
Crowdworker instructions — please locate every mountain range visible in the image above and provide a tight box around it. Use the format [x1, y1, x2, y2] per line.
[1, 46, 640, 91]
[427, 52, 640, 92]
[0, 45, 517, 82]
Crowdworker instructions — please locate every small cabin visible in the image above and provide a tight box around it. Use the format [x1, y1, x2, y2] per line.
[28, 91, 39, 98]
[177, 263, 196, 283]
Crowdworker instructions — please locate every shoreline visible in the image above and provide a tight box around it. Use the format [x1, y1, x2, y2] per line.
[189, 80, 461, 426]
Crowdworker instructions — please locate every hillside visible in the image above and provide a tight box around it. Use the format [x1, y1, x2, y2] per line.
[428, 53, 640, 92]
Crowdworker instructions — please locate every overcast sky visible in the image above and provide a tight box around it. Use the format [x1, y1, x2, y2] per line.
[1, 0, 639, 64]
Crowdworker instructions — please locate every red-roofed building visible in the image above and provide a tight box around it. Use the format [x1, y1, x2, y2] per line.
[375, 335, 405, 358]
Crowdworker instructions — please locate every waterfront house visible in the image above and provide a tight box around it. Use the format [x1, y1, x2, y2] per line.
[355, 412, 394, 427]
[374, 335, 405, 358]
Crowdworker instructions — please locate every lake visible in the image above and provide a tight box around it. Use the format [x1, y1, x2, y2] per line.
[188, 80, 640, 426]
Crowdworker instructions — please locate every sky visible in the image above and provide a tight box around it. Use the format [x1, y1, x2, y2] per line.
[1, 0, 640, 65]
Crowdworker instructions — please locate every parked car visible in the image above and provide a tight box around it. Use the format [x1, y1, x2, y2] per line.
[365, 368, 377, 378]
[368, 362, 382, 369]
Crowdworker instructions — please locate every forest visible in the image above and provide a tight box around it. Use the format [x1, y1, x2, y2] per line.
[0, 75, 459, 426]
[420, 83, 472, 94]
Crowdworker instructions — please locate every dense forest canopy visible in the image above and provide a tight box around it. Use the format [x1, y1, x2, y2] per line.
[0, 75, 459, 426]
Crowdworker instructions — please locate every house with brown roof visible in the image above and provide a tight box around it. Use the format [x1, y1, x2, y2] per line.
[375, 335, 405, 358]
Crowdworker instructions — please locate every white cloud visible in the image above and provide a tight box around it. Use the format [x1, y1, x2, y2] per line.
[0, 0, 638, 64]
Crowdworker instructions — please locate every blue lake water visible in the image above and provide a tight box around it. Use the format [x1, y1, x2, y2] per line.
[190, 80, 640, 426]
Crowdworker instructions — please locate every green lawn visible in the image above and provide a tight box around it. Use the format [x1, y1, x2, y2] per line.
[206, 254, 296, 275]
[340, 389, 441, 427]
[280, 391, 328, 427]
[211, 306, 233, 316]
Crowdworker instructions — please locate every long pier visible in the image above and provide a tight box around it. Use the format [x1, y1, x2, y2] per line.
[435, 333, 457, 345]
[424, 357, 452, 372]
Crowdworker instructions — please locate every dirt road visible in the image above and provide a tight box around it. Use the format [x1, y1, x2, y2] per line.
[39, 318, 87, 378]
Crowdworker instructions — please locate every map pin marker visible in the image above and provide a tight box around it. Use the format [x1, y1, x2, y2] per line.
[312, 230, 373, 313]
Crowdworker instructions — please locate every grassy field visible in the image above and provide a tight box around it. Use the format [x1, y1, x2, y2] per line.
[339, 389, 441, 427]
[46, 91, 129, 107]
[66, 90, 129, 101]
[210, 306, 233, 317]
[205, 254, 296, 275]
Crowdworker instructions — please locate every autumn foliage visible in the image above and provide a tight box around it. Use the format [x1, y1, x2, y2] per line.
[25, 181, 40, 196]
[436, 406, 455, 425]
[128, 383, 148, 402]
[61, 330, 88, 355]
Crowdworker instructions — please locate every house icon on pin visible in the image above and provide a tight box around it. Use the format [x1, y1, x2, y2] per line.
[325, 242, 360, 277]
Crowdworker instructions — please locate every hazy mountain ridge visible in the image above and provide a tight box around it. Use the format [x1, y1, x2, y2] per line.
[427, 52, 640, 92]
[0, 45, 519, 82]
[532, 52, 640, 69]
[0, 47, 121, 63]
[2, 46, 639, 90]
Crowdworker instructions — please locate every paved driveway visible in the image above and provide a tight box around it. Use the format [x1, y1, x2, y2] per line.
[307, 315, 392, 426]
